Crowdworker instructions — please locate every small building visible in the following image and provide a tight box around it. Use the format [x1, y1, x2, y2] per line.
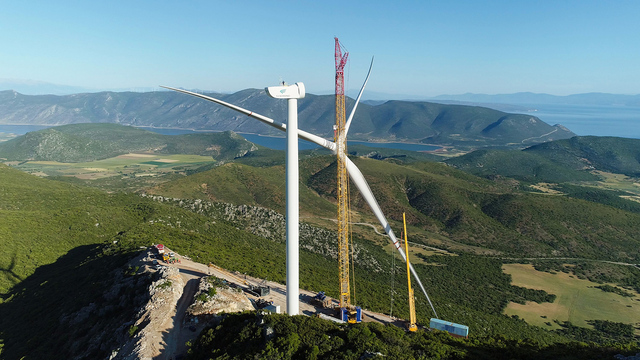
[155, 244, 165, 254]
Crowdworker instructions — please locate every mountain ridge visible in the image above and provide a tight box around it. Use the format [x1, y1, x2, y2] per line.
[431, 92, 640, 106]
[0, 89, 575, 147]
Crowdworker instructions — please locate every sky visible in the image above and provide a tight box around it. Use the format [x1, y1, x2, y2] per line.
[1, 1, 640, 97]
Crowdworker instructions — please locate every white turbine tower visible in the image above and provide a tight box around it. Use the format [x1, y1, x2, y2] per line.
[160, 59, 438, 319]
[265, 82, 305, 315]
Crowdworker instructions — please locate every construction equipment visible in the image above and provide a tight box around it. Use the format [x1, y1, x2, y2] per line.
[248, 280, 271, 297]
[402, 213, 418, 332]
[166, 257, 181, 264]
[255, 298, 273, 309]
[334, 37, 362, 324]
[311, 291, 332, 308]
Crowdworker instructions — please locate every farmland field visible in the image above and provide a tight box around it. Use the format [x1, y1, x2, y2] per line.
[503, 264, 640, 331]
[8, 153, 215, 182]
[593, 171, 640, 196]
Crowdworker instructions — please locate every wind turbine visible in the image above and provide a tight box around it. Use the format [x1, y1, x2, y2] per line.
[265, 82, 305, 316]
[160, 60, 438, 319]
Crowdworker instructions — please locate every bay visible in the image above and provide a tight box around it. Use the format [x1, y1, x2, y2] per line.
[520, 104, 640, 139]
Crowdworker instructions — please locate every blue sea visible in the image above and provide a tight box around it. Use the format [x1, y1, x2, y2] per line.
[519, 104, 640, 139]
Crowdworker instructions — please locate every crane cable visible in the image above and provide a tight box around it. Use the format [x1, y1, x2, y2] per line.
[390, 239, 395, 319]
[347, 163, 356, 306]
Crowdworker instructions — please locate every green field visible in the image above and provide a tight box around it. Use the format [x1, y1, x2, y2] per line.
[7, 153, 215, 180]
[593, 170, 640, 197]
[503, 264, 640, 331]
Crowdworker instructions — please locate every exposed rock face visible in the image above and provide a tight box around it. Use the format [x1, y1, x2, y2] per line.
[141, 194, 383, 272]
[188, 276, 254, 316]
[112, 261, 185, 360]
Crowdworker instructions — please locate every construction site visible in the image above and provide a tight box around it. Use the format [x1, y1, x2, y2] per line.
[146, 38, 468, 357]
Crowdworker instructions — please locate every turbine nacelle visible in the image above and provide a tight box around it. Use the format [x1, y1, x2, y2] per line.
[266, 82, 305, 99]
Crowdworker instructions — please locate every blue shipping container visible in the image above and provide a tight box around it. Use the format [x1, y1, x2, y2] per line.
[429, 318, 469, 338]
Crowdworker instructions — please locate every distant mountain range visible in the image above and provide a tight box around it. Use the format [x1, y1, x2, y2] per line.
[2, 78, 638, 106]
[0, 79, 158, 96]
[0, 90, 575, 147]
[430, 92, 640, 107]
[0, 79, 97, 96]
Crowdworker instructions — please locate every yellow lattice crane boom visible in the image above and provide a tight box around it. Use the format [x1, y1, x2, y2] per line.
[334, 37, 362, 323]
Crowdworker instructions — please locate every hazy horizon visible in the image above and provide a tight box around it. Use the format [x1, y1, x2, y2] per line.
[2, 1, 640, 97]
[2, 78, 640, 101]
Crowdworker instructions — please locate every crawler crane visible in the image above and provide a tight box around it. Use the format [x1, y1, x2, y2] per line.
[334, 37, 362, 323]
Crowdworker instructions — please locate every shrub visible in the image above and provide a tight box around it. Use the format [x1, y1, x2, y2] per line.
[157, 280, 172, 290]
[128, 325, 138, 337]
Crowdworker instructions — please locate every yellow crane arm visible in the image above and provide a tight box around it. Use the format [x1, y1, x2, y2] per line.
[403, 213, 418, 331]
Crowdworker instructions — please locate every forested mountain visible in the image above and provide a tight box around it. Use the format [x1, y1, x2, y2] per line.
[0, 89, 575, 146]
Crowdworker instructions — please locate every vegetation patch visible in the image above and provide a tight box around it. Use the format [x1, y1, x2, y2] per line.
[185, 312, 639, 360]
[141, 160, 172, 166]
[554, 319, 637, 343]
[156, 280, 172, 290]
[594, 284, 635, 297]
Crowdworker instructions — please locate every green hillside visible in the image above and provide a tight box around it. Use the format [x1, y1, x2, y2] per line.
[2, 155, 640, 358]
[0, 164, 560, 357]
[0, 123, 258, 162]
[351, 158, 640, 261]
[151, 154, 640, 262]
[149, 161, 336, 217]
[445, 136, 640, 182]
[0, 163, 149, 292]
[444, 148, 599, 183]
[525, 136, 640, 177]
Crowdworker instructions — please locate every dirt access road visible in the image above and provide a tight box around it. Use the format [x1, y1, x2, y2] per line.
[174, 256, 403, 324]
[154, 250, 407, 359]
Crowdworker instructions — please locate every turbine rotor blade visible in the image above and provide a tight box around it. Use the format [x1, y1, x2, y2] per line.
[345, 157, 438, 318]
[344, 57, 374, 136]
[160, 86, 336, 152]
